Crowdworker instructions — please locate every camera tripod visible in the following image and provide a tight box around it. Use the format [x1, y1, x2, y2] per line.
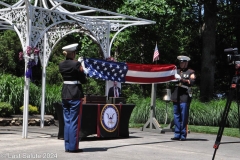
[212, 72, 240, 160]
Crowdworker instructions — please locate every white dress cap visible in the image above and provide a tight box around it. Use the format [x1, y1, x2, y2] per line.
[62, 43, 78, 52]
[177, 55, 190, 62]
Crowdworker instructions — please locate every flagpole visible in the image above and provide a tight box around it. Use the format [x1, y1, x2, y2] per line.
[155, 42, 157, 64]
[142, 42, 164, 134]
[155, 41, 157, 62]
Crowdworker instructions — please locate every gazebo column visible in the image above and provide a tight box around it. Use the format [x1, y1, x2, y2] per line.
[22, 0, 31, 138]
[40, 33, 47, 128]
[22, 71, 30, 138]
[40, 63, 46, 128]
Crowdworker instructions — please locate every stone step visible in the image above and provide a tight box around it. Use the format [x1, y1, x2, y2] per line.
[0, 115, 55, 126]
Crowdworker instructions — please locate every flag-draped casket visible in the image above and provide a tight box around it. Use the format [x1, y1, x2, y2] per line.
[83, 58, 177, 84]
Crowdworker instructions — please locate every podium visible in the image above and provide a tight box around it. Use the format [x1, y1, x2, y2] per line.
[107, 97, 126, 104]
[83, 95, 107, 104]
[81, 103, 135, 138]
[54, 102, 135, 138]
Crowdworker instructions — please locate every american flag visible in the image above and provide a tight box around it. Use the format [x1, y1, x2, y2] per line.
[83, 58, 176, 84]
[153, 44, 159, 62]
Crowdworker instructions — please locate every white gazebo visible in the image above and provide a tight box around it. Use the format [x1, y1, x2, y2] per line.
[0, 0, 155, 138]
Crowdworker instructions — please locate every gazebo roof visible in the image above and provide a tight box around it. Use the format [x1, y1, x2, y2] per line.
[0, 0, 156, 59]
[0, 0, 155, 31]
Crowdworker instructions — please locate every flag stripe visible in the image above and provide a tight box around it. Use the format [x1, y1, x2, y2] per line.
[83, 58, 177, 84]
[125, 75, 175, 84]
[127, 63, 176, 72]
[126, 70, 176, 78]
[126, 63, 176, 83]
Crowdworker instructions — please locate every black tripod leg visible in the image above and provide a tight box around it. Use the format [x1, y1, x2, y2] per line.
[212, 89, 234, 160]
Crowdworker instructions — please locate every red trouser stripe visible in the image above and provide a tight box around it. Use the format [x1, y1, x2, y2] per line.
[75, 99, 82, 149]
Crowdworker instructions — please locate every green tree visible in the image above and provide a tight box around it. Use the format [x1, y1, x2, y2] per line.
[0, 30, 23, 76]
[113, 0, 201, 97]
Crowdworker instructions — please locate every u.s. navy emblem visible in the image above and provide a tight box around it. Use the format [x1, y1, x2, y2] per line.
[100, 104, 119, 132]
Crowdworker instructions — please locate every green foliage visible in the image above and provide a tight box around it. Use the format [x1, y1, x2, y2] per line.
[82, 78, 105, 96]
[129, 96, 152, 123]
[45, 84, 62, 115]
[20, 104, 38, 115]
[0, 30, 23, 76]
[78, 35, 101, 58]
[128, 95, 239, 128]
[0, 102, 13, 117]
[29, 82, 42, 112]
[0, 74, 25, 114]
[0, 73, 63, 115]
[122, 84, 146, 99]
[116, 0, 200, 66]
[126, 93, 141, 104]
[189, 99, 239, 127]
[46, 61, 63, 85]
[76, 0, 123, 12]
[128, 94, 173, 124]
[0, 1, 20, 9]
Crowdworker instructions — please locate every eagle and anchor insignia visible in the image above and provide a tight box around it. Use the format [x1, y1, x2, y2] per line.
[100, 104, 119, 132]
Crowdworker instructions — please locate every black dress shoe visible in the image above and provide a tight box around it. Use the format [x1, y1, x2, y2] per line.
[179, 138, 186, 141]
[66, 149, 83, 153]
[171, 137, 180, 140]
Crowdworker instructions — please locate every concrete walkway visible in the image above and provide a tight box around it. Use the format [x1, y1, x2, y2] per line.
[0, 125, 239, 160]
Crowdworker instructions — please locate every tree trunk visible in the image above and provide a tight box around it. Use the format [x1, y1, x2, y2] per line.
[200, 0, 217, 102]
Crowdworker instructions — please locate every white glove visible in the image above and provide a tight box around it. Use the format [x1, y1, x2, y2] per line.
[80, 59, 89, 74]
[83, 68, 88, 74]
[175, 73, 181, 80]
[78, 56, 84, 63]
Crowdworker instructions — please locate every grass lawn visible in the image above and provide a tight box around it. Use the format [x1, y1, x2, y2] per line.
[129, 123, 240, 138]
[188, 125, 240, 138]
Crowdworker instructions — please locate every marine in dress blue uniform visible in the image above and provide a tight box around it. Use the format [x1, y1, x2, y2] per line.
[59, 43, 87, 152]
[170, 55, 195, 141]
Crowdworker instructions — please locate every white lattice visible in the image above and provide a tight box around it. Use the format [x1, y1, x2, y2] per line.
[0, 0, 155, 60]
[0, 0, 155, 136]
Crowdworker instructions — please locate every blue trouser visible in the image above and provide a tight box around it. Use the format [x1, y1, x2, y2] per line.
[173, 102, 189, 139]
[62, 99, 82, 151]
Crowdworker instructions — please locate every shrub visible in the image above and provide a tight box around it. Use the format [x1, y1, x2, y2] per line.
[45, 84, 62, 115]
[20, 104, 39, 115]
[0, 102, 13, 117]
[0, 74, 25, 114]
[0, 73, 62, 115]
[128, 95, 173, 125]
[128, 96, 240, 128]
